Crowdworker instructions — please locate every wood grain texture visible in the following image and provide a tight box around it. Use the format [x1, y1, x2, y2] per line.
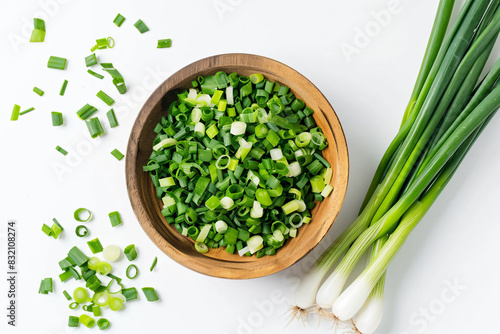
[126, 54, 349, 279]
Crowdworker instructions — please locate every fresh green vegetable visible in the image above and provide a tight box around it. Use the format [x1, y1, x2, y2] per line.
[68, 316, 79, 327]
[113, 13, 125, 27]
[76, 104, 97, 120]
[30, 18, 45, 42]
[75, 225, 89, 237]
[150, 257, 157, 271]
[20, 107, 35, 115]
[110, 149, 124, 161]
[101, 63, 126, 94]
[38, 278, 53, 294]
[126, 264, 138, 279]
[59, 79, 69, 96]
[85, 53, 97, 67]
[134, 19, 149, 33]
[79, 314, 95, 328]
[106, 108, 118, 127]
[291, 1, 500, 332]
[145, 72, 331, 257]
[103, 245, 121, 262]
[33, 86, 44, 96]
[108, 211, 122, 227]
[10, 104, 20, 121]
[87, 238, 103, 254]
[86, 117, 104, 138]
[47, 56, 67, 70]
[96, 90, 114, 106]
[124, 244, 137, 261]
[74, 208, 92, 222]
[56, 146, 68, 155]
[97, 318, 110, 330]
[157, 39, 172, 48]
[51, 112, 63, 126]
[142, 287, 159, 302]
[88, 69, 104, 79]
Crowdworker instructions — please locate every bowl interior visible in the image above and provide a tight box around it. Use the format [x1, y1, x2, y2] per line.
[126, 54, 348, 279]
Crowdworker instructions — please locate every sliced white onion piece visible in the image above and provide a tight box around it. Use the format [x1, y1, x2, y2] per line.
[194, 122, 205, 136]
[103, 245, 121, 262]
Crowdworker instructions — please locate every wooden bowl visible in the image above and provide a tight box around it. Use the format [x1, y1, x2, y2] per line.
[126, 54, 349, 279]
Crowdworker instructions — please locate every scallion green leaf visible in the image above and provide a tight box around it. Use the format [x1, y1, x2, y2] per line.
[113, 13, 125, 27]
[33, 86, 44, 96]
[86, 117, 104, 138]
[10, 104, 20, 121]
[75, 225, 89, 237]
[110, 149, 124, 161]
[74, 208, 92, 222]
[96, 90, 114, 106]
[30, 18, 45, 42]
[59, 79, 68, 96]
[126, 264, 138, 279]
[150, 256, 157, 271]
[142, 287, 159, 301]
[19, 107, 35, 115]
[124, 244, 137, 261]
[87, 238, 103, 254]
[157, 39, 172, 48]
[87, 69, 104, 79]
[47, 56, 67, 70]
[108, 211, 122, 227]
[134, 19, 149, 33]
[51, 112, 63, 126]
[106, 108, 118, 127]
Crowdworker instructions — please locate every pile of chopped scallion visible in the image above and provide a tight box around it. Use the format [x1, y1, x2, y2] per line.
[39, 208, 160, 329]
[145, 72, 333, 257]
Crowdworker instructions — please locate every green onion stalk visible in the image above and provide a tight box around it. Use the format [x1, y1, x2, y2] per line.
[291, 0, 500, 330]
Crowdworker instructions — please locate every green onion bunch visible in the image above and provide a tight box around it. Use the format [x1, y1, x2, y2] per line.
[145, 72, 333, 257]
[291, 0, 500, 332]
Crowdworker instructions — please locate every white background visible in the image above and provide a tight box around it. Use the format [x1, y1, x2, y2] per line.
[1, 0, 500, 333]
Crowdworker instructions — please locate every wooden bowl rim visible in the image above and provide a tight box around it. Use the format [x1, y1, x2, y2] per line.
[126, 53, 349, 279]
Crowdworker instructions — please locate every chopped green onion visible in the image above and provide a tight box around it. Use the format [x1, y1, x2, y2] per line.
[150, 257, 157, 271]
[88, 69, 104, 79]
[92, 305, 101, 317]
[63, 290, 72, 300]
[51, 112, 63, 126]
[97, 261, 112, 275]
[108, 211, 122, 227]
[85, 53, 97, 67]
[101, 63, 126, 94]
[68, 315, 79, 327]
[74, 208, 92, 222]
[30, 18, 45, 42]
[126, 264, 138, 279]
[87, 238, 103, 254]
[157, 39, 172, 48]
[55, 146, 68, 156]
[86, 117, 104, 138]
[79, 314, 95, 328]
[10, 104, 20, 121]
[103, 245, 121, 262]
[109, 297, 123, 311]
[134, 19, 149, 33]
[106, 108, 118, 127]
[19, 107, 35, 115]
[59, 79, 68, 96]
[76, 104, 97, 120]
[33, 86, 44, 96]
[113, 13, 125, 27]
[124, 244, 137, 261]
[47, 56, 67, 70]
[73, 287, 88, 303]
[122, 287, 138, 301]
[75, 225, 89, 237]
[110, 149, 124, 161]
[93, 291, 110, 306]
[97, 318, 110, 330]
[38, 278, 53, 294]
[68, 246, 89, 266]
[195, 242, 209, 253]
[96, 90, 115, 106]
[142, 287, 159, 301]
